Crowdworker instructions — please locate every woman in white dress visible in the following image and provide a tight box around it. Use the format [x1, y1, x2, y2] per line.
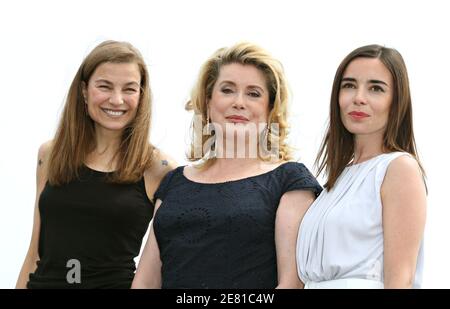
[297, 45, 427, 289]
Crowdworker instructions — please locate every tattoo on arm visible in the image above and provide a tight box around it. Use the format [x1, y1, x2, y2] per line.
[161, 159, 168, 166]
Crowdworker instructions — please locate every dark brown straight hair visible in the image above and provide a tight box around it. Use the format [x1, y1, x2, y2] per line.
[316, 44, 425, 190]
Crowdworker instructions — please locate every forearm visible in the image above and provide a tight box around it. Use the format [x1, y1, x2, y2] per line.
[131, 273, 161, 289]
[276, 277, 303, 289]
[384, 268, 415, 289]
[276, 256, 303, 289]
[16, 256, 38, 289]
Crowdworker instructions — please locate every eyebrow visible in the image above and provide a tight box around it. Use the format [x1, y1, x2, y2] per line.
[368, 79, 389, 86]
[219, 80, 265, 93]
[341, 77, 389, 87]
[94, 79, 140, 87]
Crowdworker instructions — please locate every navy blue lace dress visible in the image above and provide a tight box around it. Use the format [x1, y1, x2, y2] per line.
[153, 162, 322, 289]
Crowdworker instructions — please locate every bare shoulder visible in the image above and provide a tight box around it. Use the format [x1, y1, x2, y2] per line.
[142, 148, 178, 201]
[37, 140, 54, 171]
[38, 140, 53, 161]
[385, 154, 422, 180]
[144, 148, 178, 185]
[36, 140, 53, 185]
[382, 154, 426, 197]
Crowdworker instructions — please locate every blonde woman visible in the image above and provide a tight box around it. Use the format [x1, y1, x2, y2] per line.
[132, 42, 322, 289]
[16, 40, 175, 288]
[297, 45, 427, 288]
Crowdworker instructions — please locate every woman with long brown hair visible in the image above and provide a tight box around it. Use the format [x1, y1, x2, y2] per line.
[297, 44, 427, 288]
[16, 40, 175, 288]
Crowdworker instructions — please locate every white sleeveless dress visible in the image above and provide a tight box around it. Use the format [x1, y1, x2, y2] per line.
[296, 152, 424, 288]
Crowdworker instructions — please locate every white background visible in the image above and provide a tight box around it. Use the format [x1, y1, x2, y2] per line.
[0, 0, 448, 288]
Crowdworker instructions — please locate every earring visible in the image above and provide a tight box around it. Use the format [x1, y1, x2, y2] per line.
[264, 123, 272, 151]
[206, 110, 210, 125]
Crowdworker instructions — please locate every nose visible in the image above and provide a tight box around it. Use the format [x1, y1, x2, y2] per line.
[353, 88, 367, 106]
[232, 92, 245, 109]
[109, 91, 124, 105]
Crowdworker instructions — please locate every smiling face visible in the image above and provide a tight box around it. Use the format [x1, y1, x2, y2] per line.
[339, 57, 393, 140]
[208, 63, 270, 143]
[82, 62, 141, 132]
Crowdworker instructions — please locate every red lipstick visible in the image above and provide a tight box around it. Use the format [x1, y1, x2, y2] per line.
[226, 115, 249, 123]
[348, 111, 369, 119]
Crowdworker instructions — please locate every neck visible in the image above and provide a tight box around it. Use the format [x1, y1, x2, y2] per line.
[353, 133, 384, 164]
[215, 134, 261, 160]
[211, 157, 262, 174]
[89, 125, 123, 167]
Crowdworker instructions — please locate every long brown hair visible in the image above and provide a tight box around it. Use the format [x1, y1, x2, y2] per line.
[48, 40, 154, 185]
[186, 42, 292, 166]
[316, 44, 425, 190]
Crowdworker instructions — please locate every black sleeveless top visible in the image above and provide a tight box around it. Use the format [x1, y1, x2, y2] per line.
[27, 165, 153, 289]
[153, 162, 322, 289]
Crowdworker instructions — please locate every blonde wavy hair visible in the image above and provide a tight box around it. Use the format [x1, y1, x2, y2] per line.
[185, 42, 292, 167]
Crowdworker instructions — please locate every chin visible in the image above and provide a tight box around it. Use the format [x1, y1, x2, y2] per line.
[96, 120, 131, 132]
[343, 123, 366, 134]
[346, 128, 378, 136]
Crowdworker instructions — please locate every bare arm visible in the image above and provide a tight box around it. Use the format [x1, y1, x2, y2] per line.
[143, 149, 177, 201]
[131, 199, 163, 289]
[132, 150, 176, 289]
[382, 155, 427, 288]
[275, 190, 315, 289]
[15, 141, 52, 288]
